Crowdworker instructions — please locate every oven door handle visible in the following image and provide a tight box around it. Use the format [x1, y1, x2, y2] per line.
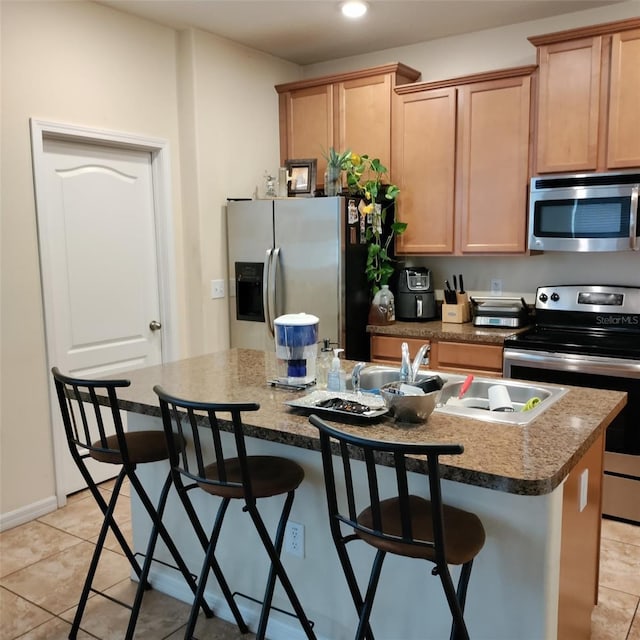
[503, 348, 640, 379]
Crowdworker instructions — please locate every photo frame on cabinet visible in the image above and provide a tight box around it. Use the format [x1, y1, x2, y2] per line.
[285, 158, 317, 196]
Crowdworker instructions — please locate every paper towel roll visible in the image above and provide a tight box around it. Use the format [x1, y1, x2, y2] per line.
[488, 385, 514, 412]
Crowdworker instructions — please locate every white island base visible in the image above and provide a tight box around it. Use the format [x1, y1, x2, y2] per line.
[127, 413, 585, 640]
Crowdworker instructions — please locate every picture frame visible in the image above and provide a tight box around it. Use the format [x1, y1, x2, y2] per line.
[285, 158, 317, 197]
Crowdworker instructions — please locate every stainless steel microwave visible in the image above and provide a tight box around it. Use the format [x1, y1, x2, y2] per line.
[528, 171, 639, 252]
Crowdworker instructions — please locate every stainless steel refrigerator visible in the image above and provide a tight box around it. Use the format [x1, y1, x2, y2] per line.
[226, 196, 371, 361]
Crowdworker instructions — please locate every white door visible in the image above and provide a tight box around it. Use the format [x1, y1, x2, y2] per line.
[34, 130, 170, 496]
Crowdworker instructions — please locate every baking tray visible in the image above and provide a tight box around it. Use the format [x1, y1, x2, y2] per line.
[285, 390, 388, 422]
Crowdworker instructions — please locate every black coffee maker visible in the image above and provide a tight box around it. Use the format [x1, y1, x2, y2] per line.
[396, 267, 436, 321]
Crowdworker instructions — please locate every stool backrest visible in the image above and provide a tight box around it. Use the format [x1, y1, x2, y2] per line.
[153, 386, 260, 502]
[309, 414, 464, 565]
[52, 367, 132, 464]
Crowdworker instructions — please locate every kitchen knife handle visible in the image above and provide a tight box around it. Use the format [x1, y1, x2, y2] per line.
[459, 273, 465, 293]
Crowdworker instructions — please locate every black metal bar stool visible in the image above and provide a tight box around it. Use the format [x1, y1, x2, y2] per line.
[153, 385, 316, 640]
[51, 368, 212, 639]
[309, 414, 486, 640]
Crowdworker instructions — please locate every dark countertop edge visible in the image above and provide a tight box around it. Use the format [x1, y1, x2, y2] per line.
[117, 395, 620, 497]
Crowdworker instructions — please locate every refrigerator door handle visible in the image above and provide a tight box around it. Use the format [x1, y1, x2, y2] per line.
[263, 249, 274, 338]
[268, 247, 281, 336]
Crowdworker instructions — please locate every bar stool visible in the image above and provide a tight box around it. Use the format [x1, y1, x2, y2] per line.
[309, 414, 486, 640]
[51, 368, 212, 639]
[153, 385, 316, 640]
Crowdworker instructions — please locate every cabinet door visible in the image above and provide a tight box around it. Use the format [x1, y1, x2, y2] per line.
[335, 73, 392, 171]
[393, 88, 456, 254]
[457, 76, 531, 253]
[279, 84, 333, 178]
[370, 335, 430, 365]
[607, 28, 640, 168]
[429, 341, 503, 376]
[535, 37, 602, 173]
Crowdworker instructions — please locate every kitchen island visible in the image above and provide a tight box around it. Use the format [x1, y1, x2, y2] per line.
[113, 348, 626, 640]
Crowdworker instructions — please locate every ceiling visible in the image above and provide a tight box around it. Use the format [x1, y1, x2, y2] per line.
[96, 0, 622, 65]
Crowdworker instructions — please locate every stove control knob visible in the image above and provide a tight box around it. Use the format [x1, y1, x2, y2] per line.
[539, 293, 548, 303]
[550, 292, 560, 302]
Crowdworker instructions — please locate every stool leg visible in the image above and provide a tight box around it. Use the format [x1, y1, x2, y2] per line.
[437, 562, 470, 640]
[126, 471, 214, 620]
[248, 497, 315, 640]
[449, 560, 473, 640]
[80, 464, 146, 583]
[355, 549, 385, 640]
[70, 471, 127, 639]
[333, 538, 376, 640]
[179, 493, 248, 637]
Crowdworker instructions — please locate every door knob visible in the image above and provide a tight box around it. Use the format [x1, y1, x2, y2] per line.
[149, 320, 162, 331]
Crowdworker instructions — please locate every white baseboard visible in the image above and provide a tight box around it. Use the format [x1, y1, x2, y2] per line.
[0, 495, 59, 532]
[148, 565, 328, 640]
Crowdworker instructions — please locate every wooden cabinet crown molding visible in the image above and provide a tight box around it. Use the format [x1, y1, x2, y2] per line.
[394, 65, 537, 95]
[528, 16, 640, 46]
[275, 62, 421, 94]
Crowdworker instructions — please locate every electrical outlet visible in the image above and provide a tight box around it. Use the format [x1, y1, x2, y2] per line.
[284, 520, 305, 558]
[211, 279, 225, 299]
[490, 278, 503, 295]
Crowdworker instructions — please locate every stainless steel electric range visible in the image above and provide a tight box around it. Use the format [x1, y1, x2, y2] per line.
[503, 284, 640, 524]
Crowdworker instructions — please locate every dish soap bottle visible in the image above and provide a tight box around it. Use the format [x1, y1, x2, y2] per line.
[316, 338, 334, 389]
[327, 348, 346, 391]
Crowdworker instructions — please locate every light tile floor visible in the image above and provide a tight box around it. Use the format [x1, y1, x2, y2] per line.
[1, 479, 638, 639]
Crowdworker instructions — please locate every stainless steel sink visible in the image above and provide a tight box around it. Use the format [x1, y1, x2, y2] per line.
[436, 375, 568, 425]
[346, 365, 567, 425]
[345, 365, 435, 391]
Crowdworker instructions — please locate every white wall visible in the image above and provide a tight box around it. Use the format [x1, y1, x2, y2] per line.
[0, 0, 299, 522]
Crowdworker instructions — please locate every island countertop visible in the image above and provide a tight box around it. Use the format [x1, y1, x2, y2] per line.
[112, 348, 626, 497]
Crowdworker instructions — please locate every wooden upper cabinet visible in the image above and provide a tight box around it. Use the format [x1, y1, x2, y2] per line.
[278, 84, 334, 179]
[335, 73, 392, 172]
[529, 17, 640, 174]
[276, 63, 420, 184]
[457, 74, 531, 253]
[607, 27, 640, 168]
[393, 66, 534, 256]
[393, 87, 456, 253]
[534, 37, 602, 172]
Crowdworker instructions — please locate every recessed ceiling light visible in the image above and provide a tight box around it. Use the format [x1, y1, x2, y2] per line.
[341, 1, 368, 19]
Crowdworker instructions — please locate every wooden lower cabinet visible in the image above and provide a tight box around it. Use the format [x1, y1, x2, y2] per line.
[370, 335, 430, 364]
[370, 335, 504, 376]
[558, 432, 605, 639]
[429, 340, 503, 376]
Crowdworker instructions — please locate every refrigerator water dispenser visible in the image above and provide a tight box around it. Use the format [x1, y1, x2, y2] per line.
[235, 262, 264, 322]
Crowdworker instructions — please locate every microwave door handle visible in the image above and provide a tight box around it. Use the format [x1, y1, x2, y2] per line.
[630, 186, 639, 250]
[263, 249, 274, 338]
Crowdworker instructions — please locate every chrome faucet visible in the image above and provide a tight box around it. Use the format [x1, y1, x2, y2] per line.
[351, 362, 367, 395]
[400, 342, 411, 383]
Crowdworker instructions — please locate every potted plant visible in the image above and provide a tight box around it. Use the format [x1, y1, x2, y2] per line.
[322, 147, 351, 196]
[343, 153, 407, 296]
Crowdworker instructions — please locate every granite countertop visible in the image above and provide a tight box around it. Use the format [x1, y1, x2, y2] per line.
[367, 319, 531, 344]
[113, 348, 626, 498]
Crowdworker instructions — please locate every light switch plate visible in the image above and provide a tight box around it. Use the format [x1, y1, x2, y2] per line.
[211, 279, 225, 299]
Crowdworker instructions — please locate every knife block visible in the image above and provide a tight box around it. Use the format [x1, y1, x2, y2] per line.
[441, 292, 471, 324]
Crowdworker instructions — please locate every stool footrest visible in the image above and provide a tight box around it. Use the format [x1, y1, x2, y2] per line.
[232, 591, 315, 630]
